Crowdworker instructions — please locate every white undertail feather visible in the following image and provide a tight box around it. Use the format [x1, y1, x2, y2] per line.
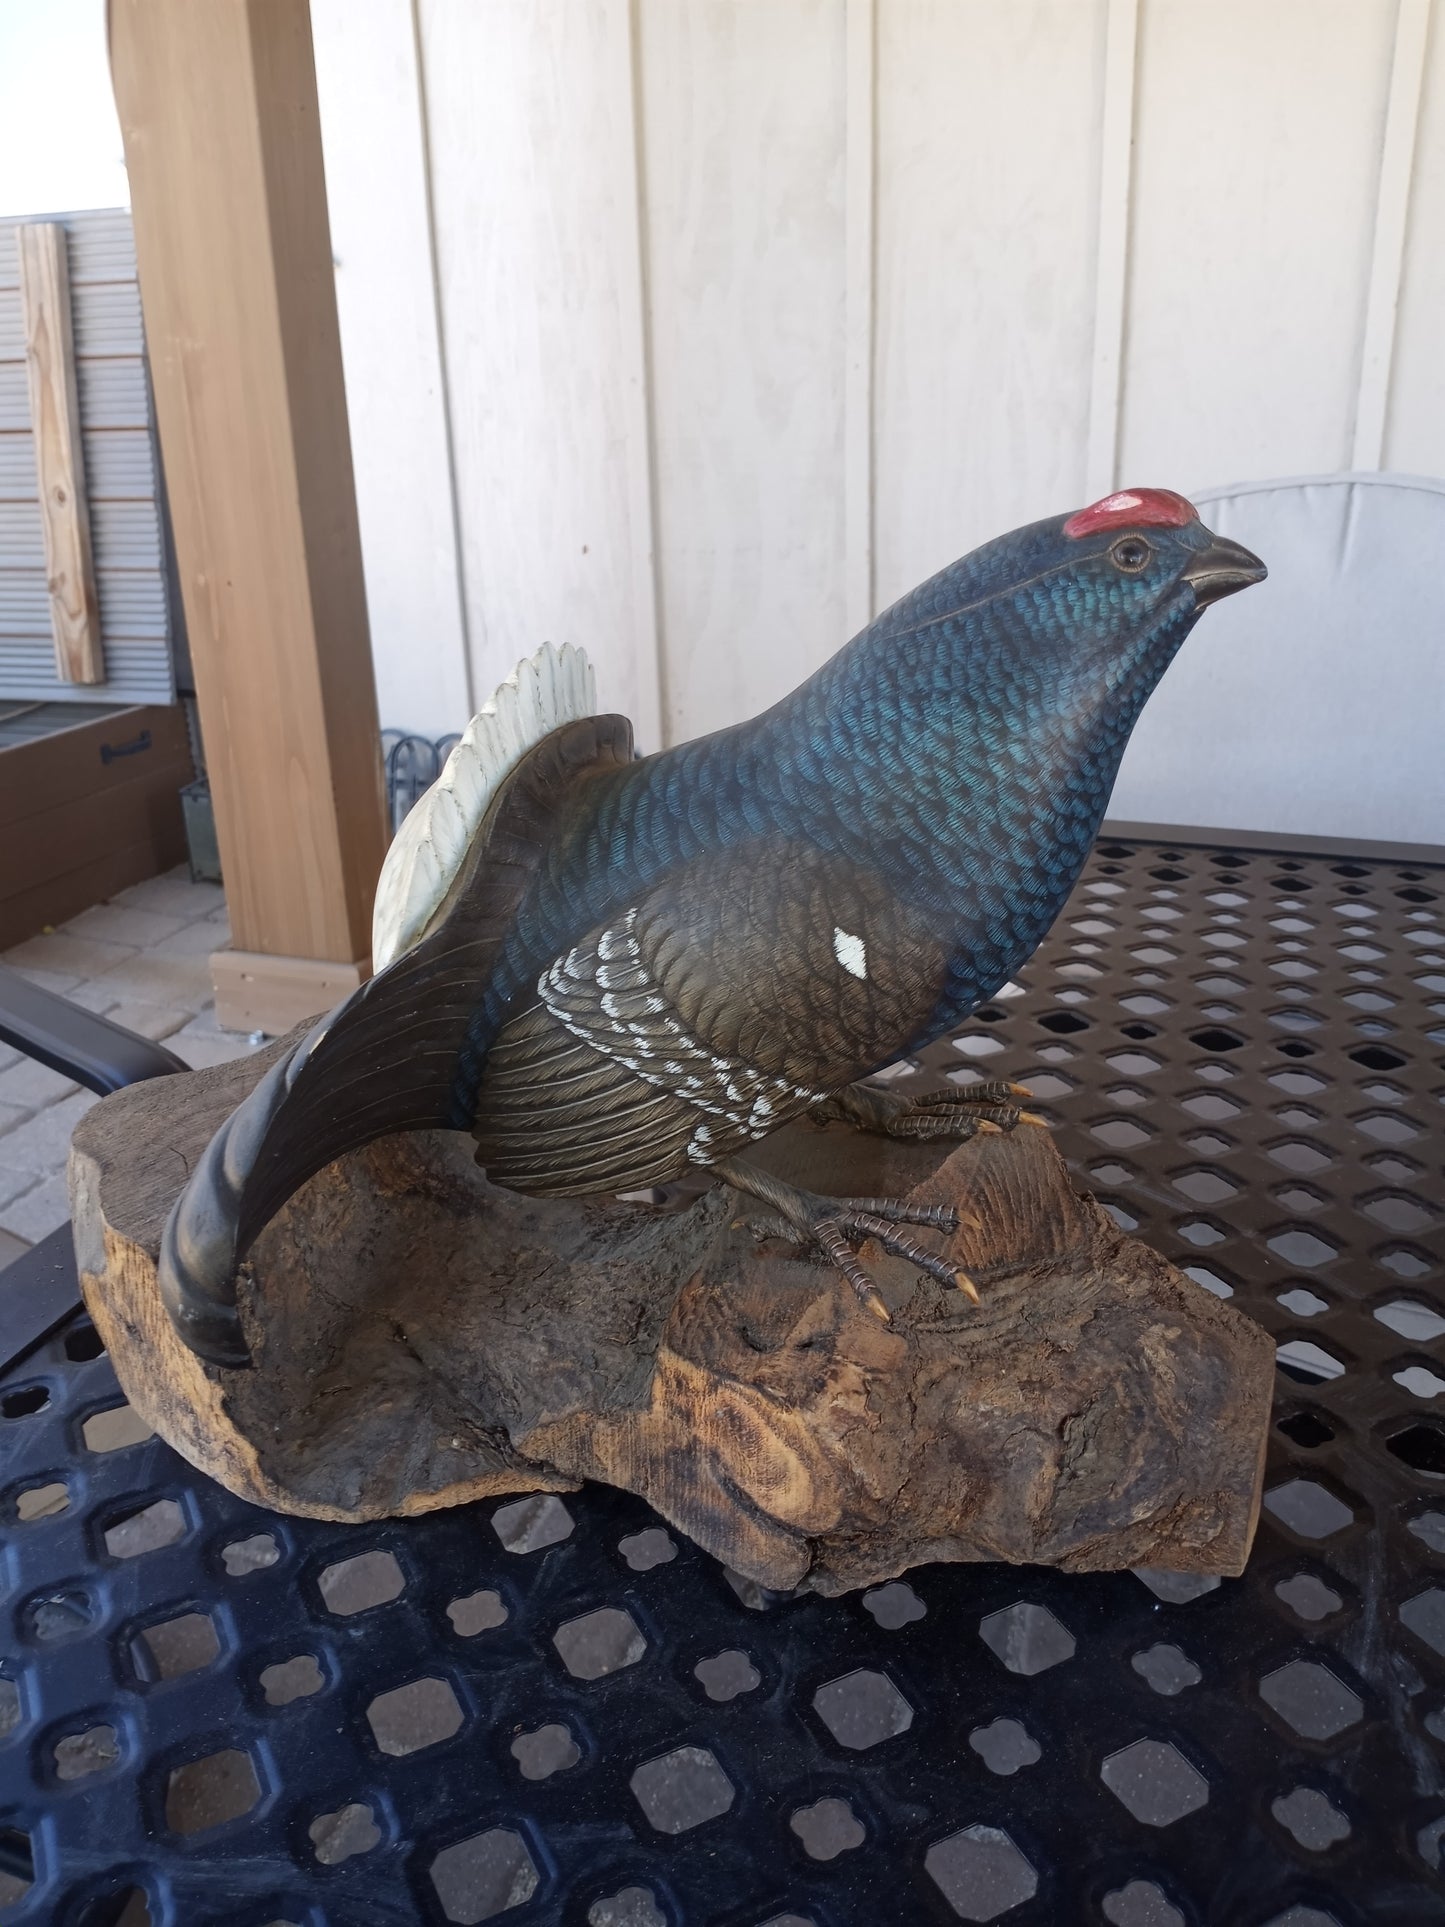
[371, 641, 597, 971]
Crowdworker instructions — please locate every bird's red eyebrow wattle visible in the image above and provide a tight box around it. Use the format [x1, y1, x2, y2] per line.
[1063, 488, 1198, 539]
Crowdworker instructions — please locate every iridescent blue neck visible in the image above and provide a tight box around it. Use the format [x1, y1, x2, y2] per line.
[732, 592, 1198, 915]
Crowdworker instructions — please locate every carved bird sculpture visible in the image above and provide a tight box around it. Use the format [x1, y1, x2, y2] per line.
[161, 488, 1265, 1366]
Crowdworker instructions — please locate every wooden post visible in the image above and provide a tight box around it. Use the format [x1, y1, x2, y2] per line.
[108, 0, 388, 1034]
[18, 224, 103, 686]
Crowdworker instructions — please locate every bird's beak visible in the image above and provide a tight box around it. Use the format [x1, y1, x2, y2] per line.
[1183, 534, 1267, 607]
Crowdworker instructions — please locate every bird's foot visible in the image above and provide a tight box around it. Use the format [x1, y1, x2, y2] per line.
[811, 1077, 1048, 1143]
[713, 1156, 973, 1323]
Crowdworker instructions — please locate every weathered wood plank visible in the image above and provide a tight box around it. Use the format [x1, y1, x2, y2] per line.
[71, 1046, 1275, 1589]
[17, 224, 103, 685]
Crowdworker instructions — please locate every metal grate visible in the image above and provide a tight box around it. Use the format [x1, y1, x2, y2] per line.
[383, 731, 463, 837]
[0, 836, 1442, 1926]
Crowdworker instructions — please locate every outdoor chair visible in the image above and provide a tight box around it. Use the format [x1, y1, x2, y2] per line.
[1111, 471, 1445, 851]
[0, 965, 184, 1376]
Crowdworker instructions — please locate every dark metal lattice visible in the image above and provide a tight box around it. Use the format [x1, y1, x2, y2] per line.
[1, 836, 1443, 1927]
[382, 734, 463, 837]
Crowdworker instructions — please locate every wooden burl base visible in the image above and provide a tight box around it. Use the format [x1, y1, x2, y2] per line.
[68, 1040, 1274, 1594]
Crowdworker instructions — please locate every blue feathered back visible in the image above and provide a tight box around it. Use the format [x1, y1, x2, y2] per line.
[449, 509, 1214, 1122]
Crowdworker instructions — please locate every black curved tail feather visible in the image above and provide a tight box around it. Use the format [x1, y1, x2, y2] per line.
[156, 715, 634, 1368]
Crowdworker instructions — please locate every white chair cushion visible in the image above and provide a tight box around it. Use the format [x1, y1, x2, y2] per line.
[1109, 473, 1445, 847]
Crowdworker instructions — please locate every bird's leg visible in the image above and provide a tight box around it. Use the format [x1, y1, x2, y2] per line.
[712, 1155, 973, 1324]
[810, 1077, 1048, 1144]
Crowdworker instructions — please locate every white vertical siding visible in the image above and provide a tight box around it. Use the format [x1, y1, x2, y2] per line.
[1386, 0, 1445, 472]
[1084, 0, 1139, 501]
[415, 0, 662, 748]
[1352, 0, 1432, 468]
[872, 0, 1105, 611]
[317, 0, 1445, 834]
[311, 0, 473, 740]
[639, 0, 846, 735]
[1120, 0, 1397, 486]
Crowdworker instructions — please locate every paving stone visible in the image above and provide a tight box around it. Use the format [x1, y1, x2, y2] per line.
[0, 1163, 43, 1212]
[0, 876, 232, 1218]
[60, 980, 125, 1015]
[100, 1001, 194, 1042]
[0, 1059, 80, 1111]
[172, 1003, 257, 1045]
[171, 1031, 261, 1071]
[113, 869, 225, 918]
[86, 953, 213, 1012]
[1, 932, 138, 980]
[3, 961, 86, 994]
[0, 1173, 69, 1243]
[144, 917, 231, 961]
[171, 1004, 237, 1042]
[0, 1227, 30, 1267]
[65, 903, 189, 946]
[0, 1092, 100, 1176]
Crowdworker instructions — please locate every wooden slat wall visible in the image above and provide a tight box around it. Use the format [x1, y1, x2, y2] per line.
[307, 0, 474, 743]
[315, 0, 1435, 767]
[1385, 0, 1445, 470]
[414, 0, 663, 750]
[871, 0, 1105, 610]
[638, 0, 846, 739]
[1120, 0, 1397, 483]
[0, 206, 175, 708]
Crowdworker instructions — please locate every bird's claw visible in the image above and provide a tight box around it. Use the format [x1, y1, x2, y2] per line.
[804, 1195, 980, 1322]
[716, 1157, 984, 1325]
[814, 1078, 1039, 1141]
[944, 1078, 1036, 1104]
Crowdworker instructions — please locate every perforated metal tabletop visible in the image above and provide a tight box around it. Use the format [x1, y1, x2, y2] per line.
[0, 835, 1442, 1927]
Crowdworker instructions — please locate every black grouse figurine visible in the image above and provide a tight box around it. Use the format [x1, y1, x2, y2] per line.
[160, 487, 1265, 1367]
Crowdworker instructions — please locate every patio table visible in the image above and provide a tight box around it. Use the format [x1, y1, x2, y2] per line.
[0, 833, 1441, 1926]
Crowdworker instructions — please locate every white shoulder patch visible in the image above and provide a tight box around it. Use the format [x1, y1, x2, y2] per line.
[371, 641, 597, 971]
[833, 927, 868, 979]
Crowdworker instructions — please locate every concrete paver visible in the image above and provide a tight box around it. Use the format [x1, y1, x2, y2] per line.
[99, 1001, 194, 1042]
[0, 1059, 78, 1110]
[66, 902, 190, 946]
[0, 1174, 75, 1245]
[3, 931, 139, 979]
[82, 952, 214, 1013]
[115, 873, 226, 918]
[0, 866, 260, 1256]
[0, 1092, 102, 1177]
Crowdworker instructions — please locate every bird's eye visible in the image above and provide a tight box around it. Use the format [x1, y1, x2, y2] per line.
[1110, 535, 1152, 572]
